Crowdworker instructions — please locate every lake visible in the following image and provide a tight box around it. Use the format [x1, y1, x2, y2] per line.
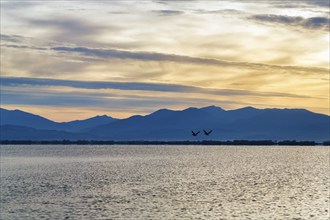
[1, 145, 329, 219]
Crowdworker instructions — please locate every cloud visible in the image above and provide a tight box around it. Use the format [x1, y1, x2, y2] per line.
[241, 0, 329, 9]
[1, 43, 46, 50]
[27, 17, 117, 46]
[1, 89, 110, 107]
[2, 42, 328, 79]
[0, 34, 24, 43]
[303, 17, 330, 29]
[1, 87, 248, 116]
[108, 11, 128, 15]
[154, 0, 189, 5]
[3, 42, 328, 76]
[153, 10, 184, 16]
[51, 46, 329, 74]
[2, 76, 317, 119]
[250, 14, 329, 30]
[278, 0, 329, 8]
[1, 76, 194, 92]
[1, 1, 38, 10]
[194, 9, 244, 15]
[29, 18, 103, 36]
[1, 77, 310, 99]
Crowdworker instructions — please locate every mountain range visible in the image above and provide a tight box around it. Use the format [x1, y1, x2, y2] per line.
[1, 106, 329, 141]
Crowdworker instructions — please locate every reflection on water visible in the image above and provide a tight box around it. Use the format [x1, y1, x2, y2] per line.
[1, 145, 329, 219]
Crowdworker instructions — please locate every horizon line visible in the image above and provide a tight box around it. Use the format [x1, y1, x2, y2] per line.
[1, 105, 329, 123]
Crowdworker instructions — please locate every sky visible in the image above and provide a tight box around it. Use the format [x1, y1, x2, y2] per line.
[1, 0, 329, 121]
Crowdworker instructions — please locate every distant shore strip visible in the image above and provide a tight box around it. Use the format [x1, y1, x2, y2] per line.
[1, 140, 329, 146]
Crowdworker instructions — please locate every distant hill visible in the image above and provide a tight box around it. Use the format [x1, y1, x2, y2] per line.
[88, 106, 329, 141]
[0, 106, 329, 141]
[59, 115, 117, 132]
[0, 125, 96, 140]
[0, 108, 58, 129]
[0, 108, 117, 132]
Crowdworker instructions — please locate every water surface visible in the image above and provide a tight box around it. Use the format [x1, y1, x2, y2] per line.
[1, 145, 329, 219]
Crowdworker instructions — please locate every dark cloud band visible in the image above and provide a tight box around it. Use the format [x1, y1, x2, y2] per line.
[1, 76, 309, 99]
[250, 14, 329, 30]
[51, 46, 329, 74]
[153, 10, 184, 16]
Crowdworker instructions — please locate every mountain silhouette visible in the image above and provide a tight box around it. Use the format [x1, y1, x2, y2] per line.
[0, 108, 117, 132]
[0, 125, 96, 140]
[60, 115, 117, 132]
[87, 106, 329, 141]
[0, 106, 329, 141]
[0, 108, 57, 129]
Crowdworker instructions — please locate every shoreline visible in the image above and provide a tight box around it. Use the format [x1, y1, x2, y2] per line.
[1, 140, 329, 146]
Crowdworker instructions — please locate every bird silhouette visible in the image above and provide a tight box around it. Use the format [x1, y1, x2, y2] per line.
[203, 130, 213, 136]
[191, 131, 200, 136]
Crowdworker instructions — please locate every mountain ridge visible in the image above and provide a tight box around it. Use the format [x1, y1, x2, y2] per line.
[1, 106, 329, 141]
[0, 108, 117, 132]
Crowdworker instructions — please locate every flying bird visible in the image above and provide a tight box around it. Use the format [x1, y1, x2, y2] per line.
[203, 130, 213, 136]
[191, 131, 200, 136]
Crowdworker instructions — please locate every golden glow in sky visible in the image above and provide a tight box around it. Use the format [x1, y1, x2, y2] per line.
[1, 0, 329, 121]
